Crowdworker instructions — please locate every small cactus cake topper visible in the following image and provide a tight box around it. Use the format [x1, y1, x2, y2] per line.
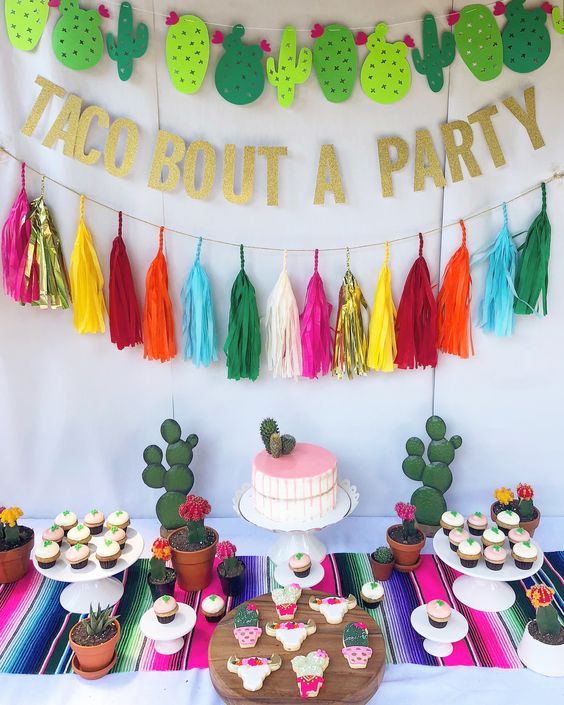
[142, 418, 199, 531]
[495, 0, 551, 73]
[106, 2, 148, 81]
[52, 0, 106, 70]
[311, 23, 358, 103]
[342, 622, 373, 669]
[449, 4, 503, 81]
[214, 24, 268, 105]
[411, 14, 455, 92]
[165, 13, 210, 94]
[402, 415, 462, 527]
[259, 418, 296, 458]
[359, 23, 412, 104]
[5, 0, 50, 51]
[266, 26, 312, 108]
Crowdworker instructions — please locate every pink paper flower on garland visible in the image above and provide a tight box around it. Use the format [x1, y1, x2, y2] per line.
[300, 249, 333, 379]
[1, 163, 31, 301]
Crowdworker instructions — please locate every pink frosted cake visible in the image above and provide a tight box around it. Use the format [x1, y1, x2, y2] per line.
[252, 443, 338, 522]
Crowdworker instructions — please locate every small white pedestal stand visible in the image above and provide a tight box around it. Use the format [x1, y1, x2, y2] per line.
[139, 603, 197, 655]
[33, 529, 144, 614]
[433, 531, 544, 612]
[410, 605, 468, 657]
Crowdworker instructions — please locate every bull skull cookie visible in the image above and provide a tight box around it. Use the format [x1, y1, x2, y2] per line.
[233, 604, 262, 648]
[271, 583, 302, 620]
[342, 622, 372, 669]
[291, 649, 330, 699]
[265, 619, 317, 652]
[308, 594, 357, 624]
[227, 654, 282, 691]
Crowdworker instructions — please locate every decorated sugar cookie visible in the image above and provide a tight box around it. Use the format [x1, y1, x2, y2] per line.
[342, 622, 372, 669]
[227, 654, 282, 691]
[233, 604, 262, 648]
[308, 594, 357, 624]
[271, 584, 302, 620]
[265, 619, 316, 652]
[291, 649, 329, 699]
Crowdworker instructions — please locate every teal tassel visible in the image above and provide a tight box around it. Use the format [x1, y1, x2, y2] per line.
[181, 237, 217, 367]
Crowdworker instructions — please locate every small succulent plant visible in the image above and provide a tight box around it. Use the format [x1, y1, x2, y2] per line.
[372, 546, 394, 564]
[86, 603, 118, 637]
[260, 418, 296, 458]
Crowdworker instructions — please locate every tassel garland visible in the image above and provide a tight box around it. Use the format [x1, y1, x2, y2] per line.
[437, 220, 473, 358]
[181, 237, 217, 367]
[1, 163, 31, 301]
[224, 245, 261, 381]
[395, 233, 437, 369]
[300, 249, 333, 379]
[367, 242, 397, 372]
[143, 227, 176, 362]
[109, 211, 143, 349]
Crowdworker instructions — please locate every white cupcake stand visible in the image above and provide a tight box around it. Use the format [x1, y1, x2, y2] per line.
[410, 605, 469, 657]
[433, 531, 544, 612]
[233, 479, 359, 588]
[139, 603, 197, 655]
[32, 529, 144, 614]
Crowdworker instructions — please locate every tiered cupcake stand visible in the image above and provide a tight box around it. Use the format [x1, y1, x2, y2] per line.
[410, 605, 469, 657]
[139, 603, 197, 655]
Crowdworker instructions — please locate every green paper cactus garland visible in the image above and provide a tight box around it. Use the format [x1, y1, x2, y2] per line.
[52, 0, 105, 70]
[358, 23, 412, 104]
[411, 14, 455, 93]
[449, 4, 503, 81]
[5, 0, 49, 51]
[266, 26, 312, 108]
[106, 2, 148, 81]
[142, 418, 199, 531]
[311, 23, 358, 103]
[402, 415, 463, 527]
[260, 418, 296, 458]
[552, 5, 564, 33]
[213, 24, 269, 105]
[165, 12, 210, 94]
[495, 0, 551, 73]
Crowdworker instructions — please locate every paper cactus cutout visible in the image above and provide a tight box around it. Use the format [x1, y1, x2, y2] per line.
[411, 14, 455, 92]
[5, 0, 49, 51]
[552, 6, 564, 33]
[142, 418, 199, 530]
[402, 416, 462, 526]
[165, 13, 209, 93]
[214, 24, 266, 104]
[450, 4, 503, 81]
[498, 0, 551, 73]
[266, 26, 312, 108]
[52, 0, 104, 70]
[359, 23, 411, 104]
[106, 2, 148, 81]
[312, 23, 357, 103]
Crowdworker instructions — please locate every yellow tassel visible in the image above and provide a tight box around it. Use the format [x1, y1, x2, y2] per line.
[367, 242, 397, 372]
[70, 195, 106, 334]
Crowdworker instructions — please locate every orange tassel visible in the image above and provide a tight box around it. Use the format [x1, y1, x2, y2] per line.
[143, 226, 176, 362]
[437, 220, 474, 358]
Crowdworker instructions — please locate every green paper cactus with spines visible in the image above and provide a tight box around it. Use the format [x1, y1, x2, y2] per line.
[411, 14, 455, 92]
[552, 6, 564, 34]
[165, 13, 209, 94]
[451, 5, 503, 81]
[52, 0, 104, 70]
[214, 24, 266, 105]
[259, 418, 296, 458]
[106, 2, 148, 81]
[142, 419, 199, 531]
[500, 0, 551, 73]
[5, 0, 49, 51]
[402, 416, 462, 527]
[266, 26, 312, 107]
[343, 622, 369, 647]
[312, 24, 357, 103]
[360, 23, 411, 104]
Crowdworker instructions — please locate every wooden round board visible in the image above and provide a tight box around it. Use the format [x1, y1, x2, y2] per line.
[209, 590, 385, 705]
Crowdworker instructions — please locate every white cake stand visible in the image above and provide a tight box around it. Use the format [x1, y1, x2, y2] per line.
[433, 531, 544, 612]
[139, 603, 197, 655]
[32, 529, 144, 614]
[410, 605, 469, 657]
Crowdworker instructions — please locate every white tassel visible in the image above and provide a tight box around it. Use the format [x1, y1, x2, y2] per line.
[265, 251, 303, 378]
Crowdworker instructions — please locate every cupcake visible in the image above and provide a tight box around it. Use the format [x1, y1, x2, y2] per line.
[484, 544, 507, 571]
[35, 540, 60, 569]
[360, 581, 384, 608]
[154, 595, 178, 624]
[426, 599, 452, 629]
[467, 511, 487, 536]
[83, 509, 105, 535]
[106, 510, 130, 533]
[55, 510, 77, 534]
[96, 539, 121, 569]
[495, 509, 520, 535]
[104, 526, 127, 548]
[65, 543, 90, 569]
[512, 540, 537, 570]
[42, 524, 64, 547]
[457, 537, 482, 568]
[482, 525, 505, 548]
[288, 552, 311, 578]
[202, 594, 226, 623]
[508, 526, 530, 549]
[67, 523, 92, 546]
[448, 527, 469, 553]
[440, 510, 464, 536]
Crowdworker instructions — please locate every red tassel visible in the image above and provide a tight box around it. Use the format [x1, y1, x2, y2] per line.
[143, 226, 176, 362]
[437, 220, 474, 358]
[395, 233, 437, 369]
[109, 211, 142, 350]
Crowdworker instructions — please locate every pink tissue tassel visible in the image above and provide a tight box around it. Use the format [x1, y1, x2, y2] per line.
[300, 249, 334, 378]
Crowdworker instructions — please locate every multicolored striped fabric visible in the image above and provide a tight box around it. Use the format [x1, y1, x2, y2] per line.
[0, 552, 561, 674]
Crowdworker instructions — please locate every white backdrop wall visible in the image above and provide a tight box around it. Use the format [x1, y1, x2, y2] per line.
[0, 0, 562, 519]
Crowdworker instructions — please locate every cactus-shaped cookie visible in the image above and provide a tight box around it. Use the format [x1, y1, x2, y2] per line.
[497, 0, 551, 73]
[52, 0, 104, 70]
[311, 23, 357, 103]
[106, 2, 148, 81]
[214, 24, 267, 105]
[165, 12, 209, 93]
[266, 26, 312, 108]
[359, 23, 411, 104]
[5, 0, 49, 51]
[342, 622, 372, 669]
[402, 415, 462, 527]
[449, 5, 503, 81]
[291, 650, 329, 699]
[233, 604, 262, 648]
[411, 14, 455, 92]
[552, 5, 564, 34]
[142, 418, 199, 531]
[271, 584, 302, 620]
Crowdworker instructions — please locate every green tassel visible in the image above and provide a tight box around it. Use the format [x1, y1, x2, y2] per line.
[224, 245, 261, 380]
[514, 182, 551, 315]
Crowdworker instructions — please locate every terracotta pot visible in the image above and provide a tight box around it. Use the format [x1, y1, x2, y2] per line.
[386, 524, 425, 572]
[519, 508, 541, 537]
[0, 529, 34, 584]
[369, 554, 395, 581]
[70, 619, 120, 673]
[218, 560, 246, 597]
[169, 526, 218, 592]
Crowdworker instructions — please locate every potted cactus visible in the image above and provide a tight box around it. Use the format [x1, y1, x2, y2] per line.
[0, 507, 34, 584]
[148, 537, 176, 600]
[260, 418, 296, 457]
[69, 603, 120, 678]
[369, 546, 395, 581]
[216, 540, 246, 597]
[490, 486, 518, 520]
[386, 502, 426, 572]
[168, 495, 218, 592]
[517, 585, 564, 677]
[490, 484, 540, 535]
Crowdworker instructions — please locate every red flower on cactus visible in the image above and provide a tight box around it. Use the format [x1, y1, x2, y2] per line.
[151, 537, 171, 562]
[395, 502, 416, 522]
[354, 622, 367, 630]
[526, 584, 554, 609]
[247, 604, 257, 611]
[216, 540, 237, 561]
[178, 495, 211, 522]
[517, 483, 534, 501]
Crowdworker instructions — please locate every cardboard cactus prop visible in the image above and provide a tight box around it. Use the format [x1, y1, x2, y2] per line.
[214, 25, 268, 105]
[142, 418, 199, 531]
[52, 0, 105, 70]
[106, 2, 148, 81]
[402, 416, 462, 526]
[496, 0, 551, 73]
[359, 23, 411, 103]
[165, 12, 209, 93]
[411, 14, 455, 92]
[266, 26, 312, 108]
[449, 5, 503, 81]
[260, 417, 296, 458]
[311, 23, 357, 103]
[5, 0, 49, 51]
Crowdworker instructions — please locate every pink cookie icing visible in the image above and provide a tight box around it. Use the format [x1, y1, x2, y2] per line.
[297, 676, 324, 698]
[484, 545, 507, 561]
[273, 622, 306, 630]
[289, 553, 311, 570]
[426, 599, 451, 620]
[508, 527, 530, 543]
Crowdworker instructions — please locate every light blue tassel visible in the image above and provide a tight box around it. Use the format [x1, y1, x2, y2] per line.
[181, 237, 217, 366]
[471, 202, 518, 337]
